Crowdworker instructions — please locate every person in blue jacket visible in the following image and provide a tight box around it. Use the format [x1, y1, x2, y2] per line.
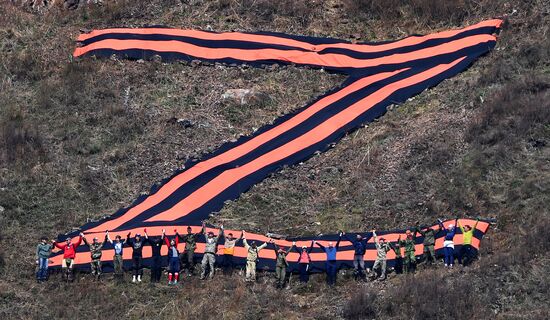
[343, 231, 372, 280]
[439, 218, 459, 267]
[314, 231, 342, 286]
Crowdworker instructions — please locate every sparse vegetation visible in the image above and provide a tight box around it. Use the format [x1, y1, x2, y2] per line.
[1, 0, 549, 319]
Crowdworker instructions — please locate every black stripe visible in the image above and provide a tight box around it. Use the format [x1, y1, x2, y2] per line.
[79, 32, 311, 52]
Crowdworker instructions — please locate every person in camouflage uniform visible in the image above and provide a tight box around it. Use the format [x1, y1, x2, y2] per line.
[200, 223, 222, 280]
[81, 232, 107, 280]
[271, 241, 293, 289]
[177, 226, 201, 276]
[415, 221, 441, 265]
[390, 236, 403, 274]
[398, 229, 417, 273]
[371, 230, 391, 280]
[242, 231, 269, 282]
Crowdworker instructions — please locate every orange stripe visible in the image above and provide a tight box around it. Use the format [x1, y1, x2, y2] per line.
[76, 20, 502, 54]
[147, 58, 466, 222]
[73, 35, 495, 69]
[86, 70, 404, 232]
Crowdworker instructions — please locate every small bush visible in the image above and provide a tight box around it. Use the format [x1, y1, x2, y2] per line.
[344, 287, 378, 320]
[1, 106, 45, 164]
[343, 0, 475, 25]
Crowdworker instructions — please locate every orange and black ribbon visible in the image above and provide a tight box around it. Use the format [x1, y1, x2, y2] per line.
[50, 20, 502, 271]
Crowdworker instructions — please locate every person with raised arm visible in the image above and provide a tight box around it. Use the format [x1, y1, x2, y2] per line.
[398, 229, 417, 273]
[439, 218, 459, 268]
[415, 221, 441, 265]
[146, 228, 165, 283]
[221, 230, 243, 275]
[314, 231, 342, 286]
[292, 240, 314, 283]
[126, 230, 147, 283]
[242, 231, 269, 282]
[343, 231, 372, 280]
[52, 234, 82, 282]
[165, 229, 181, 285]
[106, 231, 126, 281]
[36, 236, 53, 282]
[81, 231, 108, 280]
[271, 240, 293, 289]
[457, 218, 480, 266]
[389, 235, 403, 274]
[177, 225, 201, 276]
[200, 222, 222, 280]
[371, 229, 391, 280]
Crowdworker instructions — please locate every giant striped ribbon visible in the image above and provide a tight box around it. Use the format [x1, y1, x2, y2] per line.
[50, 20, 502, 271]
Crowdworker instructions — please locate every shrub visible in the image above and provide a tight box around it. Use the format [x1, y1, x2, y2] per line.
[343, 287, 378, 319]
[1, 106, 44, 164]
[343, 0, 475, 25]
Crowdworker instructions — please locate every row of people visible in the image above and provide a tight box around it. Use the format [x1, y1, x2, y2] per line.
[36, 218, 479, 285]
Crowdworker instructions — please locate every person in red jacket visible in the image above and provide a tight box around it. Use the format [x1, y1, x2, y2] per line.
[53, 235, 82, 282]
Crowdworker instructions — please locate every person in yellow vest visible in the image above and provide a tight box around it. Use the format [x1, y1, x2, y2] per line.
[458, 218, 479, 266]
[221, 230, 243, 275]
[242, 230, 269, 282]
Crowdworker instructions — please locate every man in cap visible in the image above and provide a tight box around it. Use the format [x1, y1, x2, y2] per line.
[52, 234, 82, 282]
[200, 222, 222, 280]
[126, 230, 147, 283]
[242, 231, 269, 282]
[371, 229, 391, 280]
[343, 231, 372, 280]
[314, 231, 343, 286]
[81, 231, 108, 280]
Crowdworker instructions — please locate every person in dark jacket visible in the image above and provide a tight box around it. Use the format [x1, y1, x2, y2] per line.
[439, 218, 458, 268]
[343, 231, 372, 280]
[165, 230, 181, 285]
[271, 241, 293, 289]
[389, 237, 403, 274]
[36, 237, 53, 282]
[314, 232, 342, 286]
[146, 229, 164, 283]
[292, 241, 314, 283]
[126, 230, 147, 283]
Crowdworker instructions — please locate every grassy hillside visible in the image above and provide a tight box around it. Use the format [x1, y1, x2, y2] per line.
[1, 0, 548, 319]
